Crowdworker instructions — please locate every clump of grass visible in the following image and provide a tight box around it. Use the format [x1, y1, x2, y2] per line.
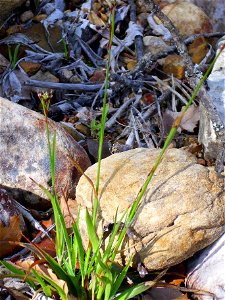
[1, 9, 224, 300]
[8, 44, 20, 69]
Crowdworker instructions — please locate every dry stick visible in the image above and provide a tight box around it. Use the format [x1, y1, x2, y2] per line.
[153, 76, 188, 105]
[112, 0, 145, 148]
[14, 201, 52, 239]
[24, 79, 103, 91]
[131, 110, 143, 147]
[105, 97, 135, 128]
[142, 89, 171, 119]
[128, 52, 223, 223]
[116, 32, 225, 84]
[184, 31, 225, 44]
[132, 106, 156, 147]
[128, 0, 144, 61]
[145, 0, 194, 76]
[174, 79, 192, 100]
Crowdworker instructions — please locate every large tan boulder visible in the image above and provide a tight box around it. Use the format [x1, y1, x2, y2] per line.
[0, 0, 25, 25]
[76, 148, 225, 270]
[0, 97, 91, 208]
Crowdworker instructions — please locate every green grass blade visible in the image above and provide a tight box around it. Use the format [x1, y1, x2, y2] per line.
[72, 222, 85, 282]
[94, 6, 116, 227]
[94, 258, 112, 300]
[1, 261, 37, 289]
[32, 269, 67, 300]
[50, 131, 57, 184]
[35, 181, 71, 263]
[32, 269, 52, 297]
[8, 46, 12, 64]
[86, 208, 99, 252]
[112, 282, 150, 300]
[110, 256, 133, 297]
[87, 240, 102, 277]
[71, 234, 78, 273]
[13, 44, 20, 68]
[1, 261, 25, 275]
[34, 247, 77, 295]
[104, 209, 128, 263]
[126, 48, 224, 226]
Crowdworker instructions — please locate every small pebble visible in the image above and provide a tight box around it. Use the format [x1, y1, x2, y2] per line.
[20, 10, 34, 23]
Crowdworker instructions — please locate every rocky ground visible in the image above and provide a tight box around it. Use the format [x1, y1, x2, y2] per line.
[0, 0, 224, 299]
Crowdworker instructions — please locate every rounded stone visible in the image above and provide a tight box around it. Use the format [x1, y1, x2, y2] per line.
[76, 148, 224, 270]
[0, 97, 91, 208]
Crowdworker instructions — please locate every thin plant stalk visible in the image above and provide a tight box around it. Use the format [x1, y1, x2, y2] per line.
[127, 46, 225, 225]
[93, 5, 116, 226]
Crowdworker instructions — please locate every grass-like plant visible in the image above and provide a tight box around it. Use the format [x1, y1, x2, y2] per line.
[1, 7, 224, 300]
[8, 44, 20, 69]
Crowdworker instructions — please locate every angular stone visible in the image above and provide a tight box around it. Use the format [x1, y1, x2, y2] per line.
[198, 36, 225, 161]
[143, 36, 168, 55]
[76, 148, 225, 270]
[187, 232, 225, 300]
[0, 97, 91, 208]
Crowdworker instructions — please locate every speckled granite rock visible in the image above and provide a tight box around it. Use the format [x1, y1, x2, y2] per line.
[0, 97, 91, 207]
[76, 148, 225, 270]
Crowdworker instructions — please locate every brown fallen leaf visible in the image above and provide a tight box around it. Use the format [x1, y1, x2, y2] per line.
[17, 258, 69, 296]
[0, 189, 25, 258]
[163, 105, 200, 134]
[88, 10, 105, 26]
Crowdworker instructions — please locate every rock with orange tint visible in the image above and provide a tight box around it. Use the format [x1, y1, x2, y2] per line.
[0, 97, 91, 208]
[162, 54, 185, 79]
[76, 148, 225, 270]
[145, 2, 212, 77]
[187, 0, 225, 32]
[19, 61, 41, 76]
[161, 2, 212, 36]
[0, 188, 25, 258]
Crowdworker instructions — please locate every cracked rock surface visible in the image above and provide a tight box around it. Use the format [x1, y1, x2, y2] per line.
[76, 148, 225, 270]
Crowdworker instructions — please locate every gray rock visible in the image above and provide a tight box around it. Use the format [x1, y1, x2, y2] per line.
[0, 97, 91, 208]
[198, 36, 225, 162]
[20, 10, 34, 23]
[186, 233, 225, 300]
[207, 37, 225, 127]
[143, 36, 168, 55]
[76, 148, 225, 270]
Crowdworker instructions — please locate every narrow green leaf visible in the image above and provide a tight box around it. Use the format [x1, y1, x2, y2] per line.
[113, 282, 150, 300]
[1, 261, 36, 289]
[104, 208, 128, 264]
[110, 256, 133, 297]
[32, 269, 68, 300]
[72, 222, 85, 281]
[86, 208, 99, 252]
[1, 261, 25, 275]
[32, 269, 52, 297]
